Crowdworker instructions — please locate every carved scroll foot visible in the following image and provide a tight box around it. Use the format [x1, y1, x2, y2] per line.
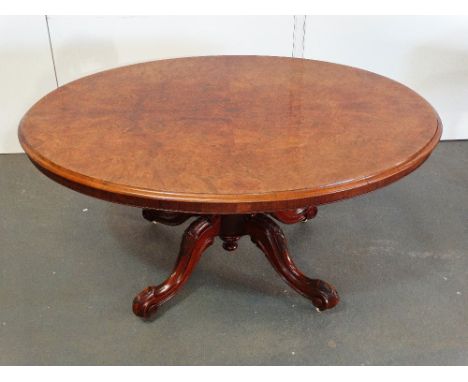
[134, 211, 339, 319]
[142, 208, 195, 226]
[246, 214, 339, 311]
[133, 216, 220, 318]
[270, 205, 318, 224]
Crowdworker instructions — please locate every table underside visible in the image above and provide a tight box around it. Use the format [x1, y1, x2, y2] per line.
[133, 206, 339, 319]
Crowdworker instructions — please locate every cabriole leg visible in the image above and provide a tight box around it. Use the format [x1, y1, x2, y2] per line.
[133, 216, 220, 318]
[246, 214, 339, 311]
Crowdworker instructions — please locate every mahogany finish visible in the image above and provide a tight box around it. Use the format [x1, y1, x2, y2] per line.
[246, 214, 339, 311]
[18, 56, 442, 319]
[133, 211, 339, 319]
[133, 216, 221, 318]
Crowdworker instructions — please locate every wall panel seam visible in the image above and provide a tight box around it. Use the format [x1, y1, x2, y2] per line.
[45, 15, 59, 88]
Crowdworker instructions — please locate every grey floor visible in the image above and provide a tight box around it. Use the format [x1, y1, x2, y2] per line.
[0, 142, 467, 365]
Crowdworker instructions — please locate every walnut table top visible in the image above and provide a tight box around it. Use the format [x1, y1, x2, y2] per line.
[19, 56, 442, 214]
[18, 56, 442, 318]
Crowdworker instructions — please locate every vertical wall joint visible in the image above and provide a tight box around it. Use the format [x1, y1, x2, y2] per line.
[292, 15, 307, 58]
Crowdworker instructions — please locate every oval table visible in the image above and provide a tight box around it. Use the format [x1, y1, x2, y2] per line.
[18, 56, 442, 319]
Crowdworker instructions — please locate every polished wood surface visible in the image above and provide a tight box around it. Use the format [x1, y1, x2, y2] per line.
[133, 215, 221, 318]
[19, 56, 442, 214]
[134, 211, 339, 318]
[246, 214, 339, 311]
[18, 56, 443, 319]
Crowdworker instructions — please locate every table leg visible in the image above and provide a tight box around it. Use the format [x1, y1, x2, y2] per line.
[133, 215, 221, 318]
[135, 209, 339, 319]
[246, 214, 339, 311]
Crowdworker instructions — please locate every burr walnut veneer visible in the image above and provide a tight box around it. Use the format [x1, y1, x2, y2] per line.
[18, 56, 442, 319]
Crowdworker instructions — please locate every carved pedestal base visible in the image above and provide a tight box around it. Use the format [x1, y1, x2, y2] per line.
[134, 207, 339, 319]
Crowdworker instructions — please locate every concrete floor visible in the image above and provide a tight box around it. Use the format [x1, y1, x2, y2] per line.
[0, 141, 467, 365]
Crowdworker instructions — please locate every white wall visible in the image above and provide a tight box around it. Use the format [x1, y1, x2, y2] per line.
[0, 16, 57, 153]
[304, 15, 468, 141]
[47, 16, 294, 85]
[1, 15, 467, 153]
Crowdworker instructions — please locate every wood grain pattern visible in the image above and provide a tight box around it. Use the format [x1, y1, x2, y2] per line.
[18, 56, 442, 214]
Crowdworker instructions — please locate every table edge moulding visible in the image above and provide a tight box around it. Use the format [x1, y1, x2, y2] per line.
[18, 55, 442, 319]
